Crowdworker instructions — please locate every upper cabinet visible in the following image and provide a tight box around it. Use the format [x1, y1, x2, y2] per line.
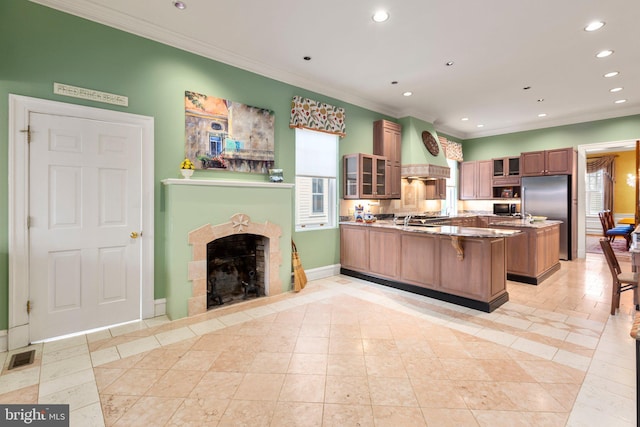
[343, 153, 387, 199]
[492, 157, 520, 178]
[521, 147, 575, 176]
[424, 178, 447, 200]
[459, 160, 493, 200]
[373, 120, 402, 199]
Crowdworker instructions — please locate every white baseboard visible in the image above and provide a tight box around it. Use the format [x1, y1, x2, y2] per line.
[291, 264, 341, 285]
[154, 298, 167, 317]
[0, 330, 7, 353]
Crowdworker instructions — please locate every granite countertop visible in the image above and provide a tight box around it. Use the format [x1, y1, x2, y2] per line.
[490, 219, 563, 228]
[340, 220, 521, 238]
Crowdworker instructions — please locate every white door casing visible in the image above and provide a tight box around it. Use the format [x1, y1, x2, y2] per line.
[8, 95, 154, 349]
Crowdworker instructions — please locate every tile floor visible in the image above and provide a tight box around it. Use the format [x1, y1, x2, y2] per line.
[0, 253, 637, 426]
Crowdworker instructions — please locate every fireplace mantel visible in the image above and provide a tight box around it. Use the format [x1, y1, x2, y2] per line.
[162, 178, 294, 320]
[162, 178, 295, 189]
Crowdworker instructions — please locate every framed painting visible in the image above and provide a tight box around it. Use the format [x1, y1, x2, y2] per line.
[184, 91, 275, 173]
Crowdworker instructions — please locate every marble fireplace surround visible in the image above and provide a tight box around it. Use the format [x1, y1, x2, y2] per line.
[186, 213, 283, 317]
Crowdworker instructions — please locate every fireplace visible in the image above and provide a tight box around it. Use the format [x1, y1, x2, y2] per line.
[207, 234, 266, 307]
[187, 213, 284, 317]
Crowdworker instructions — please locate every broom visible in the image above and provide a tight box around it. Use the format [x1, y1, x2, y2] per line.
[292, 240, 307, 292]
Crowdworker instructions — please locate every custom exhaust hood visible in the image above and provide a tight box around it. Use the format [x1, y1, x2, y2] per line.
[398, 117, 451, 180]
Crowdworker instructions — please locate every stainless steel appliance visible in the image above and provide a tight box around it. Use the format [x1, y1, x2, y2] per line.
[521, 175, 572, 260]
[493, 203, 518, 216]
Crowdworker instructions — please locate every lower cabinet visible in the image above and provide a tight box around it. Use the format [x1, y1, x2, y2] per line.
[492, 223, 560, 284]
[340, 224, 508, 309]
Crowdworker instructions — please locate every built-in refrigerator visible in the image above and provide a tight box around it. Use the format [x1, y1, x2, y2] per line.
[521, 175, 572, 260]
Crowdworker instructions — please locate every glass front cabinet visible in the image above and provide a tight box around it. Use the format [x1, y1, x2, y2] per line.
[343, 153, 388, 199]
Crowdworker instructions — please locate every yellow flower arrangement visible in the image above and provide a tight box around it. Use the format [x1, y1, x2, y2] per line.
[180, 158, 195, 170]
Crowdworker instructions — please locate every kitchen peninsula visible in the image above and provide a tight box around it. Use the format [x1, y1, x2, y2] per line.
[340, 217, 561, 312]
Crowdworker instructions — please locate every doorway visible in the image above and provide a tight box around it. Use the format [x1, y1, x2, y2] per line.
[8, 95, 155, 349]
[577, 139, 636, 258]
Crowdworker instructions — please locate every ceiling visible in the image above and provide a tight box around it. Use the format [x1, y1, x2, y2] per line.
[32, 0, 640, 139]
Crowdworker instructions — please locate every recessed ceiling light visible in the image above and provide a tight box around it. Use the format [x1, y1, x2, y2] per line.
[477, 124, 484, 128]
[173, 1, 186, 10]
[303, 56, 311, 61]
[523, 86, 531, 90]
[584, 21, 605, 32]
[538, 113, 547, 117]
[372, 11, 389, 23]
[391, 81, 398, 85]
[537, 98, 544, 102]
[604, 71, 619, 78]
[610, 87, 623, 93]
[596, 50, 613, 58]
[403, 91, 412, 97]
[461, 117, 469, 121]
[445, 61, 454, 66]
[614, 99, 627, 104]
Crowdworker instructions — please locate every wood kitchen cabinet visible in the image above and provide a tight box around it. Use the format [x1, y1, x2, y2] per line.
[343, 153, 387, 199]
[459, 160, 492, 200]
[492, 157, 520, 178]
[520, 147, 575, 176]
[373, 120, 402, 199]
[424, 178, 446, 200]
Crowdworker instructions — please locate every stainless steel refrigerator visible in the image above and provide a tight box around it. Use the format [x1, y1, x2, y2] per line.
[521, 175, 572, 260]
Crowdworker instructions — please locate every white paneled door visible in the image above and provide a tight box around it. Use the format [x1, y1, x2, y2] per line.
[28, 112, 142, 342]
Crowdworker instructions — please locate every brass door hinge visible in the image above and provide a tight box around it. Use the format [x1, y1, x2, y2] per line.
[20, 125, 31, 144]
[26, 300, 31, 314]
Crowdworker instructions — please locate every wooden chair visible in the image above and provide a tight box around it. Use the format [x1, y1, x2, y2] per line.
[598, 210, 633, 249]
[600, 238, 638, 315]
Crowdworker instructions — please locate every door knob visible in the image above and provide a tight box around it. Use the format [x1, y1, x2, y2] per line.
[130, 232, 139, 239]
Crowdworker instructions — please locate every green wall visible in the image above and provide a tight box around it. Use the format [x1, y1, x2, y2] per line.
[462, 115, 640, 161]
[0, 0, 389, 328]
[1, 1, 639, 330]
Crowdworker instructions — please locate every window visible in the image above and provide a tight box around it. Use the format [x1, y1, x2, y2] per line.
[586, 169, 604, 215]
[312, 178, 324, 214]
[441, 158, 459, 216]
[295, 128, 337, 230]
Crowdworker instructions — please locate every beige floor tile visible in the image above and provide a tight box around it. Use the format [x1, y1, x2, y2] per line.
[326, 354, 366, 377]
[322, 403, 374, 427]
[112, 396, 183, 427]
[145, 369, 205, 398]
[324, 375, 371, 405]
[166, 397, 229, 426]
[218, 399, 275, 427]
[364, 355, 408, 378]
[100, 394, 141, 426]
[421, 408, 480, 426]
[287, 353, 327, 375]
[410, 378, 468, 409]
[189, 371, 243, 400]
[372, 406, 427, 427]
[278, 373, 325, 403]
[101, 368, 165, 396]
[294, 336, 329, 354]
[0, 384, 39, 404]
[368, 376, 419, 407]
[270, 401, 323, 427]
[234, 372, 285, 401]
[328, 337, 363, 355]
[455, 380, 519, 411]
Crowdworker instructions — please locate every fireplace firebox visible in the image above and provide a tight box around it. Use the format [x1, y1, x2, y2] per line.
[207, 234, 265, 308]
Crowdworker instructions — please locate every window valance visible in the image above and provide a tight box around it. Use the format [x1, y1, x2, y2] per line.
[439, 136, 463, 161]
[290, 96, 346, 137]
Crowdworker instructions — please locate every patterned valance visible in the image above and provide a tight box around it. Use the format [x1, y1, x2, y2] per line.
[289, 96, 346, 137]
[439, 136, 463, 161]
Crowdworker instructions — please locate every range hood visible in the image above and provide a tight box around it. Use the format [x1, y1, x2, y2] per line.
[398, 116, 451, 180]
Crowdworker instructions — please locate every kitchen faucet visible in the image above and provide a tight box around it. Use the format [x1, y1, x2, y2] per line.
[403, 214, 412, 227]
